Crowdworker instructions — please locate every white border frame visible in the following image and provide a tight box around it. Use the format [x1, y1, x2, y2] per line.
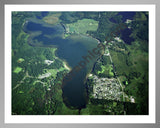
[5, 4, 156, 123]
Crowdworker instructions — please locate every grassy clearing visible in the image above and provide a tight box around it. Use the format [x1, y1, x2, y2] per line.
[14, 67, 22, 74]
[43, 12, 61, 25]
[66, 18, 98, 34]
[98, 65, 114, 77]
[17, 58, 25, 63]
[43, 67, 66, 79]
[47, 69, 58, 78]
[19, 91, 24, 94]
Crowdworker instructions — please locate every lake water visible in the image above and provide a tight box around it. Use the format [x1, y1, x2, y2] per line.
[24, 19, 99, 109]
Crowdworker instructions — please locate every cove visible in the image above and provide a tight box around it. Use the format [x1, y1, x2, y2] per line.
[24, 19, 100, 109]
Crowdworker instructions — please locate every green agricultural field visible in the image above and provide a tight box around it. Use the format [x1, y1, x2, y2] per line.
[66, 19, 98, 34]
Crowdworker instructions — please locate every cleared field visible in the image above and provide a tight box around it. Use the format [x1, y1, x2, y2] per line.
[43, 12, 61, 25]
[44, 64, 68, 79]
[66, 19, 98, 34]
[47, 69, 58, 78]
[98, 65, 114, 77]
[17, 58, 25, 63]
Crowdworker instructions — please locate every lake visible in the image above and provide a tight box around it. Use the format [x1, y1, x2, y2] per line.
[24, 19, 100, 109]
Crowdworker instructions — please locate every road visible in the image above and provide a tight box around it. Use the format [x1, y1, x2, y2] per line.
[106, 44, 126, 114]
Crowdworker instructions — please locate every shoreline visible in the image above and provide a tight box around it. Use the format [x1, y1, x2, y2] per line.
[63, 61, 72, 71]
[61, 22, 101, 45]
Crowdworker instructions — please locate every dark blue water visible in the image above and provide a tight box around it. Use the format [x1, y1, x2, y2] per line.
[110, 12, 136, 44]
[36, 12, 49, 19]
[26, 21, 64, 35]
[118, 12, 136, 22]
[24, 20, 99, 109]
[110, 12, 135, 23]
[120, 27, 134, 45]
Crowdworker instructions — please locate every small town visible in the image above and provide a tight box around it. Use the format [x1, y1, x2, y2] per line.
[89, 74, 135, 103]
[89, 74, 123, 101]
